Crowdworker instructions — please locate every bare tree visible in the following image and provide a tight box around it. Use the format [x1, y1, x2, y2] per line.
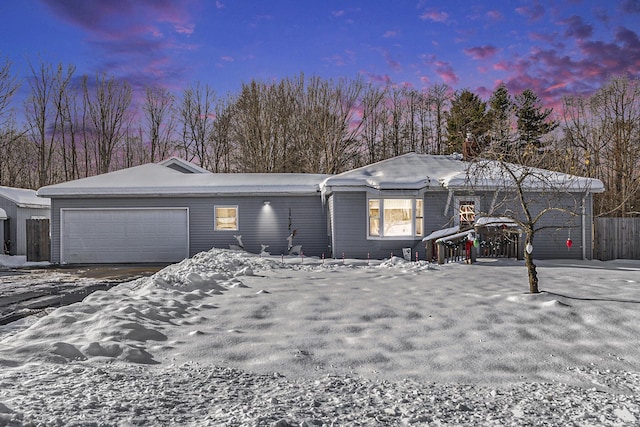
[467, 146, 601, 293]
[178, 82, 215, 168]
[427, 84, 450, 155]
[358, 85, 387, 164]
[25, 59, 75, 186]
[143, 86, 177, 163]
[209, 95, 235, 172]
[83, 73, 132, 174]
[232, 78, 301, 172]
[0, 57, 19, 130]
[562, 76, 640, 216]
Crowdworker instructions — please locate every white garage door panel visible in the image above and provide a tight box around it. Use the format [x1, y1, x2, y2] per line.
[62, 208, 189, 263]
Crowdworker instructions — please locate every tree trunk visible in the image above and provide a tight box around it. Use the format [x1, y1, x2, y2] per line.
[524, 252, 539, 293]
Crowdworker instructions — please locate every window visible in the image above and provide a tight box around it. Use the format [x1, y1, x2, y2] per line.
[368, 199, 380, 237]
[368, 198, 423, 238]
[214, 206, 238, 230]
[456, 198, 478, 228]
[415, 199, 424, 236]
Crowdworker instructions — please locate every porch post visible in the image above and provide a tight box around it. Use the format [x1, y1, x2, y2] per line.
[437, 241, 445, 264]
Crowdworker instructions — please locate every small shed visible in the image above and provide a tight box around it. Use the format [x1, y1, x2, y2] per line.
[0, 186, 51, 255]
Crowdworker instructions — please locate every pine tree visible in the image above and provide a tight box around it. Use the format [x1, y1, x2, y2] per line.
[514, 89, 558, 150]
[445, 89, 490, 155]
[488, 83, 514, 153]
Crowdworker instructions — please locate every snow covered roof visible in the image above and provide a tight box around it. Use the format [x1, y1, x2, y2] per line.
[0, 186, 51, 208]
[474, 217, 520, 228]
[37, 163, 330, 197]
[422, 226, 460, 242]
[443, 160, 605, 193]
[322, 153, 466, 191]
[158, 157, 210, 174]
[321, 153, 604, 194]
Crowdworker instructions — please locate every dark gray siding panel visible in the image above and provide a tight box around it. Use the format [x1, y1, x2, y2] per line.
[474, 190, 590, 260]
[50, 195, 328, 263]
[422, 190, 593, 261]
[0, 197, 18, 255]
[330, 192, 426, 260]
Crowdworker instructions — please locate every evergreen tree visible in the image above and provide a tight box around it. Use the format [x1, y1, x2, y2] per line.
[445, 89, 490, 155]
[514, 89, 558, 150]
[488, 83, 514, 153]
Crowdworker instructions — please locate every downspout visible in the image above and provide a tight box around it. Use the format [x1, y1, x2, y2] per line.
[581, 191, 588, 260]
[444, 189, 453, 216]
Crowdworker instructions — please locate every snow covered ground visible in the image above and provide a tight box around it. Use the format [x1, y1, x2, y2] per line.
[0, 249, 639, 426]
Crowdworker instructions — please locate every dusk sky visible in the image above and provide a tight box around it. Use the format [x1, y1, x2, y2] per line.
[1, 0, 639, 112]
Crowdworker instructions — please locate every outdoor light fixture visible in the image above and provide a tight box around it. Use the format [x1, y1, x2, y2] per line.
[263, 200, 271, 206]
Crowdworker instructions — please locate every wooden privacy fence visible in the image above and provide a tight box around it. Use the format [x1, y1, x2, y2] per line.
[26, 218, 50, 262]
[594, 217, 640, 261]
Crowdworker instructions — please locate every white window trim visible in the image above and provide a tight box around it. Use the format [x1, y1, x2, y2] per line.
[367, 197, 424, 240]
[454, 196, 480, 227]
[214, 205, 239, 231]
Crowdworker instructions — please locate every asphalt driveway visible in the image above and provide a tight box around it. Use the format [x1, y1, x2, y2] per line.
[0, 264, 167, 326]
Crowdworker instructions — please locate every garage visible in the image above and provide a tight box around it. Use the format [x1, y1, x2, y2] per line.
[60, 208, 189, 264]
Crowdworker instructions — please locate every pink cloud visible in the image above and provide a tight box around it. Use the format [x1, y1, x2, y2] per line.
[486, 10, 503, 21]
[331, 10, 345, 17]
[323, 50, 356, 67]
[419, 9, 449, 23]
[215, 1, 224, 9]
[383, 30, 398, 38]
[493, 61, 509, 71]
[220, 56, 234, 62]
[464, 45, 499, 60]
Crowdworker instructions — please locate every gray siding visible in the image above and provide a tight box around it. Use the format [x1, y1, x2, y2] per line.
[442, 190, 592, 260]
[0, 197, 18, 254]
[330, 192, 426, 260]
[331, 189, 595, 261]
[0, 196, 50, 255]
[50, 195, 328, 263]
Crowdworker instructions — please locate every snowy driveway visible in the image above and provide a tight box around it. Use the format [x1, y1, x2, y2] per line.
[0, 264, 166, 326]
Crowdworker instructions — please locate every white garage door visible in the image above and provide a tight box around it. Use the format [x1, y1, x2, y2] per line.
[61, 208, 189, 264]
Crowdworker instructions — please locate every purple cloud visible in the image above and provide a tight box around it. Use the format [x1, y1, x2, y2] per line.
[464, 45, 499, 60]
[490, 25, 640, 112]
[381, 49, 402, 72]
[40, 0, 199, 91]
[620, 0, 640, 14]
[515, 2, 545, 21]
[559, 15, 593, 40]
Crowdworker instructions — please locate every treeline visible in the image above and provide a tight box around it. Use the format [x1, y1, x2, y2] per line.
[0, 57, 638, 216]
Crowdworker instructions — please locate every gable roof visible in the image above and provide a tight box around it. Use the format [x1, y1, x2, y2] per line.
[37, 162, 330, 197]
[0, 186, 51, 208]
[158, 157, 211, 174]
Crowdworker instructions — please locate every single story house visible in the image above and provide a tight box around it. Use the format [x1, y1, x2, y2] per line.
[37, 154, 604, 264]
[37, 158, 330, 264]
[0, 186, 51, 255]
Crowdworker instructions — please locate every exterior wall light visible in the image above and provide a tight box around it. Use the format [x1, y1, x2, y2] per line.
[263, 201, 271, 206]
